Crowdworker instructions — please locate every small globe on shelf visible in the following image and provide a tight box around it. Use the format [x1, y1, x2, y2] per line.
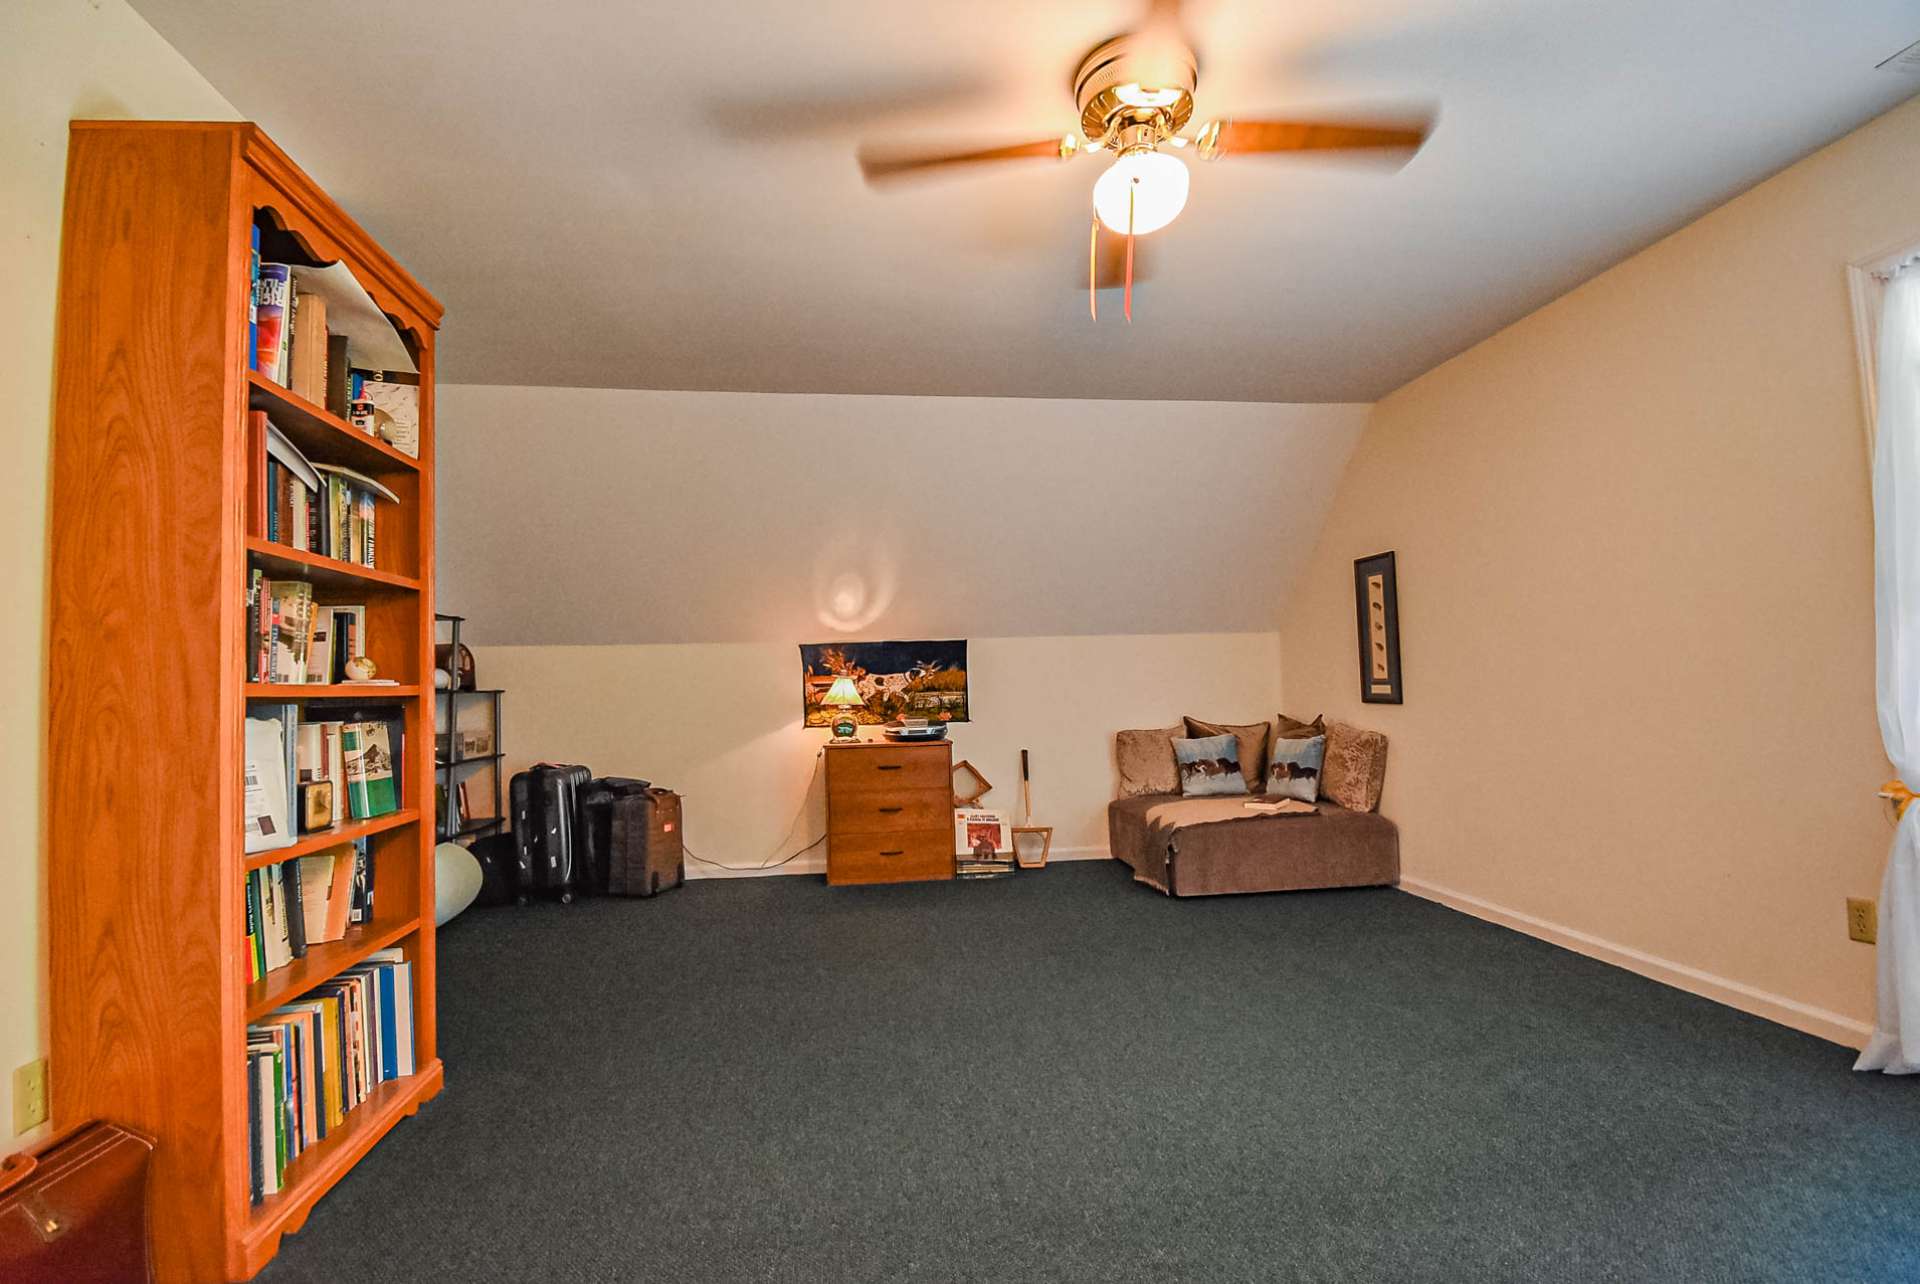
[345, 656, 378, 682]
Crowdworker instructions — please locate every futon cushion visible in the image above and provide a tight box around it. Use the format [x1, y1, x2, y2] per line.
[1276, 712, 1327, 739]
[1184, 716, 1270, 794]
[1115, 724, 1184, 797]
[1267, 734, 1327, 802]
[1174, 734, 1248, 797]
[1322, 722, 1389, 812]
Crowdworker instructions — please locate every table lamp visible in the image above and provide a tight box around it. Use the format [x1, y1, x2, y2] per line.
[822, 677, 865, 742]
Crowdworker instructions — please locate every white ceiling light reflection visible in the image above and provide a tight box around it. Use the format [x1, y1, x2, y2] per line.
[811, 534, 897, 633]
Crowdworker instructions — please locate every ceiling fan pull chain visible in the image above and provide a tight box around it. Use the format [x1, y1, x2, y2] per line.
[1125, 186, 1136, 323]
[1089, 217, 1100, 322]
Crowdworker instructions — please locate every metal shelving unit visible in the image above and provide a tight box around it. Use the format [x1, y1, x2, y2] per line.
[435, 612, 504, 843]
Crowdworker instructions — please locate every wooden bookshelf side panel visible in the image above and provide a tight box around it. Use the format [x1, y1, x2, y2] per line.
[48, 123, 250, 1284]
[411, 334, 439, 1068]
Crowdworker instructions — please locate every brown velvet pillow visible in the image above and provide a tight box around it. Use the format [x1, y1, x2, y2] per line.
[1115, 724, 1183, 797]
[1276, 712, 1327, 738]
[1321, 722, 1388, 812]
[1183, 717, 1270, 796]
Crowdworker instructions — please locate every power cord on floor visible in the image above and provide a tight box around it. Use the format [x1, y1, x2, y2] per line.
[685, 832, 826, 872]
[683, 761, 829, 870]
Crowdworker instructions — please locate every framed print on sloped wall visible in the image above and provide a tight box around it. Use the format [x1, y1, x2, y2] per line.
[1354, 550, 1402, 704]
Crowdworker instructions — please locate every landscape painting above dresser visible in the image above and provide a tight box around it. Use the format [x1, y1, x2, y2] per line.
[800, 640, 969, 727]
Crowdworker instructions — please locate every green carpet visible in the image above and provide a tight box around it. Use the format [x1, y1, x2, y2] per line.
[260, 861, 1920, 1283]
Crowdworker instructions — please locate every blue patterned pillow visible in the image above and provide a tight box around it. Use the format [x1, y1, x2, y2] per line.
[1174, 733, 1247, 797]
[1267, 734, 1326, 802]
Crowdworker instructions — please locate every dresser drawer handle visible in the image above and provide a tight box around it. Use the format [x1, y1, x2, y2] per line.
[879, 848, 905, 857]
[877, 806, 903, 814]
[876, 764, 903, 771]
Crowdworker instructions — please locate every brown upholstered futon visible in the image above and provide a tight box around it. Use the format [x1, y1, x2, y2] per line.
[1107, 794, 1399, 897]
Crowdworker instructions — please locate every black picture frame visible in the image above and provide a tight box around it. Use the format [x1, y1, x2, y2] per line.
[1353, 551, 1402, 704]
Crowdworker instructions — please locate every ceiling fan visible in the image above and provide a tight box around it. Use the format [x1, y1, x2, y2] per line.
[856, 0, 1432, 318]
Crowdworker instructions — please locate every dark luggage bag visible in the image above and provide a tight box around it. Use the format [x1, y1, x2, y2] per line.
[510, 762, 591, 903]
[468, 832, 519, 907]
[579, 777, 685, 897]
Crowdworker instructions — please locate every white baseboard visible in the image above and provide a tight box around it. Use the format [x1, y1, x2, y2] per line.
[1399, 876, 1873, 1050]
[685, 845, 1111, 881]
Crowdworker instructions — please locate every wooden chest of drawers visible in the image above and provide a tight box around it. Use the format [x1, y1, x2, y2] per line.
[824, 740, 953, 886]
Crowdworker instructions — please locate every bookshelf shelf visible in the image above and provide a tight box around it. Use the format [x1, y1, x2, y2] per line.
[247, 536, 421, 591]
[246, 683, 422, 700]
[239, 1062, 444, 1277]
[48, 122, 442, 1282]
[243, 809, 421, 871]
[247, 370, 420, 475]
[244, 915, 421, 1023]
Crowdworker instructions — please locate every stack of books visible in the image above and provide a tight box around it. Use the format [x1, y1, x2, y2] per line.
[257, 412, 398, 571]
[247, 576, 367, 685]
[246, 947, 416, 1203]
[244, 840, 375, 983]
[245, 705, 404, 854]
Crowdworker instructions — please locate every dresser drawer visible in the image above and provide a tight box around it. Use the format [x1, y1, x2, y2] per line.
[828, 828, 952, 885]
[827, 789, 950, 836]
[825, 744, 951, 794]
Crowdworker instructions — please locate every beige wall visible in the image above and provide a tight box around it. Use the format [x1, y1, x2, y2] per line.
[1282, 96, 1920, 1046]
[1, 1, 237, 1148]
[473, 633, 1282, 876]
[435, 385, 1369, 647]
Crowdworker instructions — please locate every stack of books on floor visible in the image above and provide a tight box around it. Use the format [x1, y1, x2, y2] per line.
[246, 947, 417, 1204]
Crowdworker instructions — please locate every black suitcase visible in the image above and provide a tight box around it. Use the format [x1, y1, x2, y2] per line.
[467, 832, 519, 908]
[509, 763, 591, 903]
[580, 778, 685, 897]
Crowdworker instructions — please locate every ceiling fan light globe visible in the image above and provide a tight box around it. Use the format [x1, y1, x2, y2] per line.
[1093, 150, 1189, 235]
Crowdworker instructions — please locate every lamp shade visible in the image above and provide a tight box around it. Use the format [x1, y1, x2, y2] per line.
[822, 676, 864, 708]
[1093, 150, 1189, 235]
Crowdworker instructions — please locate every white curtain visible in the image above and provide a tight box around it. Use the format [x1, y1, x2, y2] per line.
[1858, 266, 1920, 1073]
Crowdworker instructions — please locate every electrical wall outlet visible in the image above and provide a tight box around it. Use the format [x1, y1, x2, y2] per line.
[1847, 897, 1879, 945]
[12, 1058, 48, 1135]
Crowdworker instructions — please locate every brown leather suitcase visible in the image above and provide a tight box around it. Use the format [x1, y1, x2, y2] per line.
[0, 1120, 154, 1283]
[580, 780, 685, 897]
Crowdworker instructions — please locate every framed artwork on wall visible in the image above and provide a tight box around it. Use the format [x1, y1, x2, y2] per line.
[1353, 550, 1402, 704]
[799, 640, 970, 727]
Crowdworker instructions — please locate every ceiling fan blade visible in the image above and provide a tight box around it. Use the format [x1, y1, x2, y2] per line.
[858, 136, 1078, 185]
[1196, 116, 1431, 163]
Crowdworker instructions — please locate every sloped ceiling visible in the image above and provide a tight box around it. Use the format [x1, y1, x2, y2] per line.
[131, 0, 1918, 402]
[435, 387, 1366, 644]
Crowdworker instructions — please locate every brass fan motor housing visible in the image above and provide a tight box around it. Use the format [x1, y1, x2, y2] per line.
[1073, 33, 1197, 145]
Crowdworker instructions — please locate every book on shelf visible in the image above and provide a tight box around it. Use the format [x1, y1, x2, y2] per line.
[342, 721, 400, 819]
[325, 335, 352, 418]
[348, 369, 420, 459]
[248, 225, 261, 373]
[289, 290, 329, 406]
[244, 706, 298, 854]
[254, 263, 292, 384]
[296, 846, 356, 945]
[245, 948, 415, 1204]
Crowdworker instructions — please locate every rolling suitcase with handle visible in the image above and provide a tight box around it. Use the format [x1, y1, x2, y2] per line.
[509, 762, 590, 903]
[580, 778, 685, 897]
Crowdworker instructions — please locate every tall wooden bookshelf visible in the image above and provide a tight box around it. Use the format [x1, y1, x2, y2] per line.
[46, 122, 443, 1282]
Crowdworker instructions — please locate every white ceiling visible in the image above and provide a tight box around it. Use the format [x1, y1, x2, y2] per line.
[133, 0, 1917, 402]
